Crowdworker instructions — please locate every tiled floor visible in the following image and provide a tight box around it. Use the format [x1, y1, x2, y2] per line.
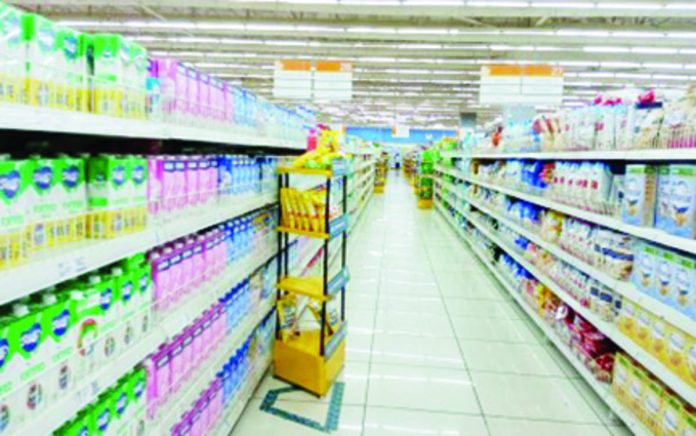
[231, 174, 631, 436]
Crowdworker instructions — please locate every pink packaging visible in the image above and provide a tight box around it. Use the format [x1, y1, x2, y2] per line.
[205, 157, 219, 205]
[144, 356, 158, 420]
[181, 327, 194, 383]
[199, 73, 211, 120]
[149, 249, 172, 313]
[174, 158, 188, 212]
[201, 309, 215, 360]
[180, 238, 195, 298]
[191, 398, 205, 436]
[153, 345, 172, 411]
[198, 159, 211, 206]
[169, 243, 184, 308]
[169, 335, 185, 394]
[152, 59, 188, 116]
[187, 67, 200, 117]
[192, 318, 205, 371]
[186, 156, 200, 207]
[209, 379, 223, 426]
[204, 231, 218, 282]
[147, 156, 163, 217]
[211, 304, 224, 347]
[193, 235, 207, 285]
[200, 393, 211, 433]
[162, 157, 177, 215]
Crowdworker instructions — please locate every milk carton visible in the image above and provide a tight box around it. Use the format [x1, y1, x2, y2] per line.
[655, 247, 675, 303]
[186, 66, 199, 118]
[121, 252, 152, 342]
[0, 4, 25, 104]
[92, 34, 124, 117]
[22, 14, 60, 108]
[671, 254, 696, 318]
[147, 156, 163, 218]
[125, 42, 148, 119]
[0, 158, 29, 269]
[128, 155, 148, 232]
[91, 391, 114, 435]
[655, 165, 672, 231]
[56, 26, 84, 111]
[622, 164, 656, 227]
[110, 378, 131, 435]
[128, 368, 147, 436]
[632, 242, 658, 297]
[668, 164, 696, 238]
[87, 155, 130, 238]
[55, 156, 87, 245]
[199, 72, 210, 120]
[27, 157, 58, 253]
[85, 273, 121, 366]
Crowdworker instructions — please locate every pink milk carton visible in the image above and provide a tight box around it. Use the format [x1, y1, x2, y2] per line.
[161, 157, 177, 215]
[186, 67, 200, 118]
[169, 335, 185, 394]
[206, 157, 219, 205]
[192, 318, 205, 371]
[212, 78, 226, 123]
[186, 156, 200, 207]
[199, 73, 211, 120]
[152, 59, 188, 117]
[147, 156, 163, 217]
[169, 242, 185, 308]
[203, 231, 218, 282]
[192, 234, 207, 286]
[149, 249, 172, 313]
[201, 308, 215, 360]
[190, 399, 205, 436]
[181, 327, 194, 383]
[198, 158, 211, 206]
[180, 238, 195, 298]
[174, 158, 188, 212]
[211, 303, 225, 347]
[213, 227, 226, 277]
[209, 379, 223, 427]
[153, 344, 172, 412]
[144, 355, 158, 420]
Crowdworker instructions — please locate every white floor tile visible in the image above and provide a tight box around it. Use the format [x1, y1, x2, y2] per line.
[459, 341, 566, 377]
[377, 295, 447, 315]
[379, 278, 440, 296]
[450, 316, 542, 344]
[367, 363, 481, 414]
[486, 417, 612, 436]
[472, 372, 602, 423]
[364, 407, 488, 436]
[445, 297, 522, 319]
[375, 311, 455, 337]
[371, 332, 465, 368]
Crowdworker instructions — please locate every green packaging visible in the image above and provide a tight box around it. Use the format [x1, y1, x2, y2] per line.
[87, 155, 130, 238]
[56, 26, 84, 111]
[56, 156, 87, 244]
[28, 157, 58, 252]
[0, 159, 29, 268]
[90, 391, 114, 436]
[0, 4, 25, 104]
[92, 33, 123, 117]
[21, 13, 60, 108]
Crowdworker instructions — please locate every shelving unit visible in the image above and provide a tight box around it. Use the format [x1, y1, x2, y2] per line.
[274, 161, 350, 396]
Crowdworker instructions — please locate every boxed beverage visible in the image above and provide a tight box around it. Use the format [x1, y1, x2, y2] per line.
[125, 41, 148, 119]
[91, 34, 124, 117]
[129, 368, 148, 436]
[642, 377, 665, 433]
[127, 155, 148, 232]
[55, 156, 87, 245]
[668, 164, 696, 238]
[22, 13, 60, 108]
[87, 155, 130, 238]
[655, 165, 672, 231]
[55, 26, 84, 111]
[27, 157, 58, 253]
[199, 71, 210, 120]
[655, 247, 675, 303]
[0, 158, 29, 269]
[0, 4, 25, 104]
[621, 164, 656, 227]
[671, 253, 696, 316]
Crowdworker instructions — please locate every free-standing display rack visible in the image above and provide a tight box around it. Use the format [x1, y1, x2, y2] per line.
[274, 162, 350, 396]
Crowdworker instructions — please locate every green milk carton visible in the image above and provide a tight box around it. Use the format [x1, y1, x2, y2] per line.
[56, 26, 85, 111]
[0, 4, 25, 104]
[27, 157, 58, 253]
[68, 280, 102, 380]
[0, 158, 29, 269]
[79, 33, 94, 113]
[91, 390, 115, 436]
[120, 253, 151, 344]
[56, 411, 95, 436]
[128, 156, 148, 232]
[129, 368, 147, 436]
[125, 42, 148, 119]
[92, 34, 124, 117]
[56, 155, 87, 245]
[87, 155, 130, 239]
[22, 13, 60, 108]
[110, 377, 131, 435]
[0, 307, 19, 434]
[85, 272, 121, 368]
[5, 302, 47, 429]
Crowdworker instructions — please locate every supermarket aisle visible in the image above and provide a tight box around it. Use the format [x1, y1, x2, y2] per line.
[232, 176, 630, 436]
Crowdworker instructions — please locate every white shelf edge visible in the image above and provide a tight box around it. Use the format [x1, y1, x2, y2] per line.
[0, 104, 305, 149]
[437, 195, 696, 407]
[435, 202, 651, 436]
[17, 249, 276, 436]
[0, 194, 277, 305]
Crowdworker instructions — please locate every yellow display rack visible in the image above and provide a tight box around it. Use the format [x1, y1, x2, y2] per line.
[417, 199, 433, 209]
[274, 160, 349, 396]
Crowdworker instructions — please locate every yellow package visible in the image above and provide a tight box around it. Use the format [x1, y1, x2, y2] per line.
[302, 192, 318, 232]
[628, 366, 648, 419]
[277, 294, 298, 342]
[642, 377, 664, 433]
[280, 188, 294, 228]
[617, 298, 638, 337]
[612, 353, 632, 404]
[662, 393, 685, 436]
[635, 308, 653, 350]
[665, 325, 688, 379]
[294, 190, 311, 231]
[687, 334, 696, 389]
[649, 317, 669, 362]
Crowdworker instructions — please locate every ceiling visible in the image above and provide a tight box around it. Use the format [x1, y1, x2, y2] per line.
[10, 0, 696, 128]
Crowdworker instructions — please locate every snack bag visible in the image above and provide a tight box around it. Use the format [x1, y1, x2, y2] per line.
[665, 325, 688, 378]
[621, 164, 656, 227]
[655, 248, 675, 303]
[631, 242, 657, 296]
[649, 317, 668, 362]
[655, 165, 672, 231]
[662, 392, 685, 436]
[635, 307, 653, 350]
[627, 365, 648, 418]
[643, 377, 664, 433]
[671, 253, 696, 316]
[611, 353, 632, 403]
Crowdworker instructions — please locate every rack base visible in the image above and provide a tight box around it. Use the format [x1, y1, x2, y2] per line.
[273, 330, 346, 397]
[417, 199, 433, 209]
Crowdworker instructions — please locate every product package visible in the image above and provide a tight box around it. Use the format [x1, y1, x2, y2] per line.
[622, 164, 656, 227]
[668, 164, 696, 238]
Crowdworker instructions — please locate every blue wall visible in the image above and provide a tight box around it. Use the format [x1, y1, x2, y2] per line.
[346, 126, 456, 145]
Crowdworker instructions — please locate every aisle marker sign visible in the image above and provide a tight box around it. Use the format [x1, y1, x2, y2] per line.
[479, 65, 563, 106]
[274, 60, 353, 101]
[274, 60, 312, 99]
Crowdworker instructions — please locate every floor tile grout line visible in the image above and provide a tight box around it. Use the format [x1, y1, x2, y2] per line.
[431, 208, 618, 433]
[418, 203, 493, 436]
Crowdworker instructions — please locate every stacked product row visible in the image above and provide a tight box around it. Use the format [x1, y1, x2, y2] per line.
[475, 88, 696, 153]
[0, 2, 309, 141]
[434, 167, 695, 434]
[0, 153, 277, 270]
[0, 203, 278, 435]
